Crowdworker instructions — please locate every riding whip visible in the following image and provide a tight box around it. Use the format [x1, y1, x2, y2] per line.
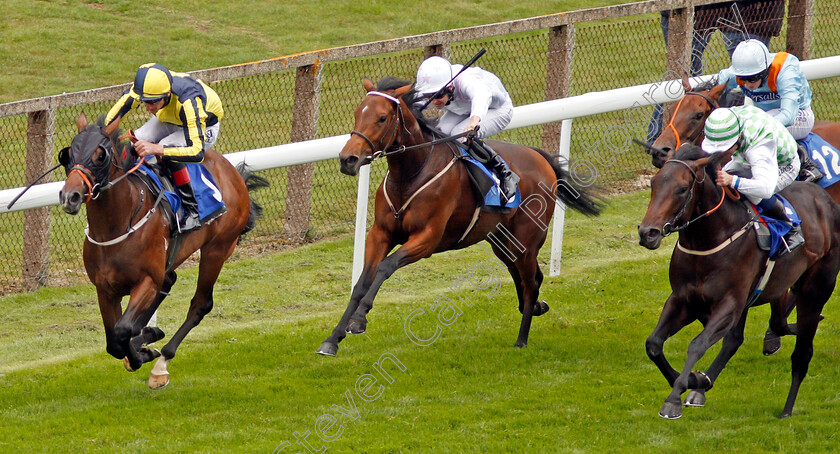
[6, 164, 62, 210]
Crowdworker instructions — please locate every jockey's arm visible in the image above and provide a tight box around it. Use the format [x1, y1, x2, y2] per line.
[162, 98, 207, 162]
[105, 90, 137, 125]
[723, 139, 779, 200]
[772, 68, 805, 127]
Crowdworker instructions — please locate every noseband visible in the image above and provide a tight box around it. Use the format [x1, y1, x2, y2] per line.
[664, 91, 719, 151]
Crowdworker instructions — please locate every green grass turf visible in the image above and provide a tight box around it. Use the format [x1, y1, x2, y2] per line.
[1, 191, 838, 452]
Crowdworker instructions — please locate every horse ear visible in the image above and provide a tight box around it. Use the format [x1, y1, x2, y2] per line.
[104, 116, 121, 138]
[709, 83, 727, 102]
[681, 75, 692, 92]
[363, 78, 375, 92]
[76, 112, 88, 133]
[394, 84, 413, 98]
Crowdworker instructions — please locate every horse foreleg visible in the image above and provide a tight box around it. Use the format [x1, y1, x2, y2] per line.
[660, 300, 740, 419]
[646, 295, 693, 388]
[129, 271, 176, 352]
[512, 252, 541, 348]
[347, 228, 441, 335]
[115, 277, 161, 372]
[96, 288, 125, 360]
[317, 226, 393, 357]
[684, 307, 749, 407]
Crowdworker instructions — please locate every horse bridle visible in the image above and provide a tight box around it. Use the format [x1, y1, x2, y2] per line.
[350, 91, 410, 163]
[62, 128, 142, 203]
[660, 159, 726, 236]
[664, 91, 719, 151]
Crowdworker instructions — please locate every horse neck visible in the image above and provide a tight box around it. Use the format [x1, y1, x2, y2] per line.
[678, 174, 748, 250]
[85, 169, 145, 238]
[384, 111, 440, 184]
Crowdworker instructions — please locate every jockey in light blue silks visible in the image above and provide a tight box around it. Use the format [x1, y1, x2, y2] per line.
[716, 39, 823, 182]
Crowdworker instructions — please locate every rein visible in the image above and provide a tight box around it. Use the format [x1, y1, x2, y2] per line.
[353, 91, 474, 165]
[664, 91, 719, 150]
[661, 159, 727, 235]
[73, 129, 157, 246]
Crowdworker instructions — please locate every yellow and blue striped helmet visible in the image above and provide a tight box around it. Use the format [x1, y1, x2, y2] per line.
[133, 63, 172, 102]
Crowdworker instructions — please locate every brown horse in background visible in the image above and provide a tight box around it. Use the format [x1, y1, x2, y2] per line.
[316, 77, 604, 357]
[638, 143, 840, 419]
[58, 113, 266, 388]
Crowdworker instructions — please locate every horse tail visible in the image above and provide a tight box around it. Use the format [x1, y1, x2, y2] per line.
[530, 147, 605, 217]
[235, 162, 269, 238]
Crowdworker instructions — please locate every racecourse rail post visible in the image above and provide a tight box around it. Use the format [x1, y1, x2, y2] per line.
[550, 119, 572, 277]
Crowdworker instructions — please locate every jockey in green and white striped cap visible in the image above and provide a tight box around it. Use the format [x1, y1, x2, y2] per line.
[702, 108, 742, 153]
[702, 106, 799, 206]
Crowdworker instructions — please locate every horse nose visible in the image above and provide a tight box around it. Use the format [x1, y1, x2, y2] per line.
[340, 155, 359, 176]
[59, 189, 83, 214]
[638, 225, 663, 250]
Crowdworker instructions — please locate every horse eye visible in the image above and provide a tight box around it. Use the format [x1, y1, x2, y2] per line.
[378, 115, 387, 123]
[694, 112, 704, 120]
[94, 148, 108, 164]
[676, 186, 689, 195]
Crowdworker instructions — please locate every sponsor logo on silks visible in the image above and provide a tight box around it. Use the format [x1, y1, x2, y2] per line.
[743, 91, 781, 103]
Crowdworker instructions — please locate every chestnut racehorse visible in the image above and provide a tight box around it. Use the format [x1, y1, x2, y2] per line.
[638, 143, 840, 419]
[58, 113, 266, 388]
[317, 77, 604, 357]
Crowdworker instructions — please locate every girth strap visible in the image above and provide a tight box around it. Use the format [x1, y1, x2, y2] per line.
[383, 156, 458, 220]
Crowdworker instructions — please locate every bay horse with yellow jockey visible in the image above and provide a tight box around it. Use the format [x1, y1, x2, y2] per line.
[58, 113, 266, 388]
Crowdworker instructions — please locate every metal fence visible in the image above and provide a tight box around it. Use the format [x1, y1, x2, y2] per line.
[0, 0, 836, 294]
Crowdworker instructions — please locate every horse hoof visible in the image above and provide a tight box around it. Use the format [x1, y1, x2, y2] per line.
[534, 301, 550, 317]
[148, 372, 170, 389]
[659, 401, 683, 419]
[684, 390, 706, 407]
[123, 357, 138, 372]
[346, 320, 366, 335]
[763, 337, 782, 356]
[316, 342, 338, 357]
[514, 341, 527, 348]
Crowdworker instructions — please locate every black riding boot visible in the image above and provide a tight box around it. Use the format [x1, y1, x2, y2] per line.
[761, 196, 804, 257]
[472, 140, 520, 202]
[176, 183, 202, 233]
[797, 143, 824, 183]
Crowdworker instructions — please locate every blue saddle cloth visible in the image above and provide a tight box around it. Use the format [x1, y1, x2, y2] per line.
[137, 161, 226, 223]
[755, 195, 801, 258]
[458, 147, 521, 210]
[799, 132, 840, 188]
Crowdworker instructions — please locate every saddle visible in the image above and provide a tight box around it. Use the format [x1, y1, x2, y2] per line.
[457, 145, 521, 213]
[747, 195, 801, 260]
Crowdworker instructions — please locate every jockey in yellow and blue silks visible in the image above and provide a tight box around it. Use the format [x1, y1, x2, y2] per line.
[105, 63, 224, 232]
[716, 40, 822, 182]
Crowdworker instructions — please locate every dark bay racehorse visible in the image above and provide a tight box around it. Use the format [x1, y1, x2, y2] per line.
[649, 78, 840, 355]
[638, 143, 840, 419]
[58, 113, 267, 388]
[317, 77, 603, 356]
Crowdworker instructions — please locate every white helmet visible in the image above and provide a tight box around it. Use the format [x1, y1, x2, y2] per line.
[415, 56, 453, 95]
[731, 40, 771, 77]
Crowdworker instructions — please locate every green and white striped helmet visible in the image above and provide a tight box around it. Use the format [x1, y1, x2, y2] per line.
[702, 108, 741, 153]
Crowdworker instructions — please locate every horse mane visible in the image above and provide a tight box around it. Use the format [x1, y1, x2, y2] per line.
[691, 76, 744, 108]
[376, 76, 440, 137]
[673, 142, 720, 181]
